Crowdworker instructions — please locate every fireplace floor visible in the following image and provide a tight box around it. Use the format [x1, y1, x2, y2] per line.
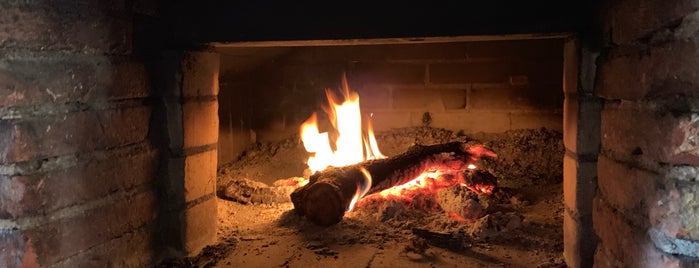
[169, 127, 565, 267]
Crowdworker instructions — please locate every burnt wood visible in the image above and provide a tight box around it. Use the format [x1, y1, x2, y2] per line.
[290, 142, 492, 226]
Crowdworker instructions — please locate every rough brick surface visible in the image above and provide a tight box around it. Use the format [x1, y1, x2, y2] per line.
[601, 104, 699, 165]
[0, 55, 149, 107]
[52, 226, 152, 268]
[183, 100, 218, 148]
[593, 196, 678, 268]
[0, 6, 132, 54]
[182, 52, 220, 97]
[184, 149, 217, 202]
[598, 41, 699, 100]
[596, 155, 657, 221]
[0, 228, 38, 268]
[649, 167, 699, 241]
[184, 197, 217, 256]
[0, 106, 151, 164]
[606, 0, 699, 45]
[24, 191, 155, 266]
[0, 146, 157, 219]
[563, 155, 597, 217]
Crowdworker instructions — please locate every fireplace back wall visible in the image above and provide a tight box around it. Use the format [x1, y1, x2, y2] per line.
[217, 39, 564, 166]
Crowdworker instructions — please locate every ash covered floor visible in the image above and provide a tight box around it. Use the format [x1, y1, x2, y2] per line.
[175, 127, 566, 268]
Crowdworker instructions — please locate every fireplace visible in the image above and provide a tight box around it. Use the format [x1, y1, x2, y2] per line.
[2, 1, 699, 268]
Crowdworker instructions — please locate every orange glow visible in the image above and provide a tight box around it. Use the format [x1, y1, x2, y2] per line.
[300, 75, 385, 174]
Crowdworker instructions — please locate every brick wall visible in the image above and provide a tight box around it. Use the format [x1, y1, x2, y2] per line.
[153, 51, 219, 258]
[218, 39, 564, 166]
[594, 0, 699, 266]
[0, 1, 160, 267]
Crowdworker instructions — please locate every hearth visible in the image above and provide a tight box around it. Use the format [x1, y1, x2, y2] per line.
[4, 1, 699, 267]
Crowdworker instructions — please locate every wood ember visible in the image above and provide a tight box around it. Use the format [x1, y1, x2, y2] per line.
[290, 142, 494, 226]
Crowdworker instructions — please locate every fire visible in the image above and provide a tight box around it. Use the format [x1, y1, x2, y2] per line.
[299, 75, 496, 215]
[300, 75, 385, 174]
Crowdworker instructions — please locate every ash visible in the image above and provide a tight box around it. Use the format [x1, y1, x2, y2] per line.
[200, 127, 565, 267]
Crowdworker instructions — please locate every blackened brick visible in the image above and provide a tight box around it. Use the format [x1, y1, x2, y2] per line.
[606, 0, 699, 45]
[598, 41, 699, 100]
[24, 191, 155, 266]
[0, 106, 151, 164]
[0, 6, 133, 54]
[0, 55, 149, 107]
[596, 155, 657, 220]
[0, 146, 157, 219]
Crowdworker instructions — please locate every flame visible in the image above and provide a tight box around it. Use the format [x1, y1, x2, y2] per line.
[300, 75, 385, 174]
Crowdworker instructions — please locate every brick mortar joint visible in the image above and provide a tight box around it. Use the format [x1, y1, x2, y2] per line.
[0, 142, 154, 176]
[0, 183, 154, 230]
[0, 98, 152, 120]
[51, 223, 153, 266]
[602, 98, 699, 113]
[596, 194, 651, 232]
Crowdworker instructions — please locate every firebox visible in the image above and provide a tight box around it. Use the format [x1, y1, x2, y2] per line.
[4, 1, 699, 268]
[204, 36, 572, 267]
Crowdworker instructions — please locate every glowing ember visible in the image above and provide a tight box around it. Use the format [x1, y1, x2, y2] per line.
[300, 75, 385, 174]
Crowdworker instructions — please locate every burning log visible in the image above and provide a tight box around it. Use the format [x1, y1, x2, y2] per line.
[290, 142, 494, 226]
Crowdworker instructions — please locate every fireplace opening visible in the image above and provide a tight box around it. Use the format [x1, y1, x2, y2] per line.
[170, 36, 574, 267]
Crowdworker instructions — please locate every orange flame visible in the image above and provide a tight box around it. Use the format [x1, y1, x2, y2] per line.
[300, 75, 385, 174]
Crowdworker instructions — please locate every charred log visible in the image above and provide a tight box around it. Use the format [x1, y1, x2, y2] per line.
[290, 142, 493, 226]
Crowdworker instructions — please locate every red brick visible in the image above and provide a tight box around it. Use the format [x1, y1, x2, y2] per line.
[184, 149, 217, 202]
[601, 104, 699, 165]
[0, 146, 157, 219]
[0, 5, 132, 54]
[182, 52, 220, 97]
[0, 228, 39, 268]
[562, 39, 578, 95]
[0, 106, 151, 164]
[184, 197, 217, 256]
[24, 191, 156, 266]
[347, 62, 424, 85]
[52, 226, 152, 267]
[596, 155, 657, 221]
[606, 0, 699, 45]
[0, 55, 149, 107]
[183, 100, 218, 148]
[593, 196, 676, 268]
[598, 41, 699, 100]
